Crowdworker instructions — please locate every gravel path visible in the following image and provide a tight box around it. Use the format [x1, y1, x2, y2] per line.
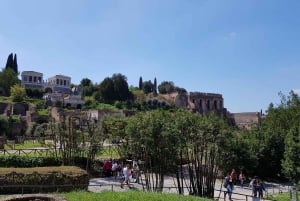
[88, 176, 291, 201]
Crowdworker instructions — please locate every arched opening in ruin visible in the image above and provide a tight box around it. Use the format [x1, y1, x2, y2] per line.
[45, 87, 53, 93]
[207, 100, 210, 110]
[214, 100, 218, 109]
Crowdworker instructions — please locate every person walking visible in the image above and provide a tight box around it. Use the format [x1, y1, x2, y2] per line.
[224, 173, 234, 201]
[230, 169, 238, 185]
[250, 176, 259, 197]
[121, 164, 131, 188]
[239, 171, 246, 188]
[258, 179, 266, 199]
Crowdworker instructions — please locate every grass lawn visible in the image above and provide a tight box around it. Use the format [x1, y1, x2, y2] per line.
[97, 146, 120, 159]
[266, 192, 291, 201]
[63, 190, 214, 201]
[5, 140, 45, 149]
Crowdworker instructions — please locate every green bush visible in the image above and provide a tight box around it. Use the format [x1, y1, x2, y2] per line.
[0, 155, 61, 167]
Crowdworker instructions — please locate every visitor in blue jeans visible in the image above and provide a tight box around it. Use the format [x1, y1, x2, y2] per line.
[224, 173, 234, 201]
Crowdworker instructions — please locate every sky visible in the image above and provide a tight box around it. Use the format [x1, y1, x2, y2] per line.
[1, 0, 300, 113]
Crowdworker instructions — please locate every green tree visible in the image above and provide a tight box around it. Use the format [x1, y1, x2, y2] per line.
[5, 53, 18, 74]
[248, 91, 300, 180]
[153, 77, 157, 95]
[125, 110, 178, 192]
[139, 76, 143, 90]
[26, 88, 44, 98]
[97, 77, 115, 103]
[158, 81, 175, 94]
[112, 73, 132, 101]
[80, 78, 94, 97]
[142, 80, 153, 94]
[0, 115, 9, 136]
[0, 68, 20, 96]
[10, 84, 26, 102]
[282, 125, 300, 185]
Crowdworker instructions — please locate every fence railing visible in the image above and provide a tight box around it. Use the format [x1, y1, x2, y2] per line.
[0, 148, 53, 156]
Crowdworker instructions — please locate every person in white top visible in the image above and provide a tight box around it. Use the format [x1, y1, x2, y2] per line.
[111, 160, 118, 179]
[121, 164, 131, 188]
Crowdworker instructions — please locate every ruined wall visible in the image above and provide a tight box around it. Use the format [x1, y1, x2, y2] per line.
[0, 103, 8, 115]
[0, 102, 29, 116]
[169, 92, 224, 114]
[232, 112, 261, 130]
[13, 103, 29, 116]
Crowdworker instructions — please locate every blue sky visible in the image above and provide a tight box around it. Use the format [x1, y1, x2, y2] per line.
[1, 0, 300, 113]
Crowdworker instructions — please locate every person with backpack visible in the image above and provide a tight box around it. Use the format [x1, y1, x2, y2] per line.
[250, 176, 259, 197]
[224, 173, 234, 201]
[258, 179, 266, 199]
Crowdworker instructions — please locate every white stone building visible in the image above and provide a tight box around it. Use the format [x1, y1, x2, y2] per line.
[21, 71, 44, 89]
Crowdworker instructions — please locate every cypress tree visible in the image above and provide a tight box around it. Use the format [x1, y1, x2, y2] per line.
[154, 77, 157, 95]
[5, 53, 14, 70]
[13, 54, 18, 73]
[5, 53, 18, 74]
[139, 76, 143, 90]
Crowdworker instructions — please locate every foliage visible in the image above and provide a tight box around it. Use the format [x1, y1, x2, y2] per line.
[226, 91, 300, 183]
[153, 77, 157, 95]
[5, 53, 18, 74]
[10, 84, 27, 102]
[0, 115, 9, 136]
[0, 155, 61, 167]
[45, 111, 105, 170]
[158, 81, 175, 94]
[158, 81, 186, 94]
[0, 96, 11, 102]
[97, 77, 115, 103]
[105, 109, 230, 198]
[139, 76, 143, 90]
[142, 80, 154, 94]
[95, 74, 133, 104]
[0, 68, 20, 96]
[282, 125, 300, 184]
[95, 103, 117, 110]
[37, 109, 49, 116]
[24, 98, 45, 108]
[0, 166, 88, 194]
[112, 73, 133, 101]
[266, 192, 290, 201]
[9, 140, 44, 149]
[26, 88, 44, 99]
[80, 78, 94, 98]
[63, 190, 212, 201]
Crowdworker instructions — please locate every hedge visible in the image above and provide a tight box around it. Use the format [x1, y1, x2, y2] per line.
[0, 166, 89, 194]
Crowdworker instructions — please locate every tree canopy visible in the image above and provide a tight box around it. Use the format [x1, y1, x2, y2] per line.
[0, 68, 20, 96]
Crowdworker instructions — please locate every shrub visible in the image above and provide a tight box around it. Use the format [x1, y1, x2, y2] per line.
[0, 166, 89, 194]
[0, 156, 61, 167]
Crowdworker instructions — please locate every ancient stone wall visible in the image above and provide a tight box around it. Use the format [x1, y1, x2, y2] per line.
[0, 102, 8, 114]
[169, 92, 224, 114]
[232, 112, 261, 130]
[12, 103, 29, 116]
